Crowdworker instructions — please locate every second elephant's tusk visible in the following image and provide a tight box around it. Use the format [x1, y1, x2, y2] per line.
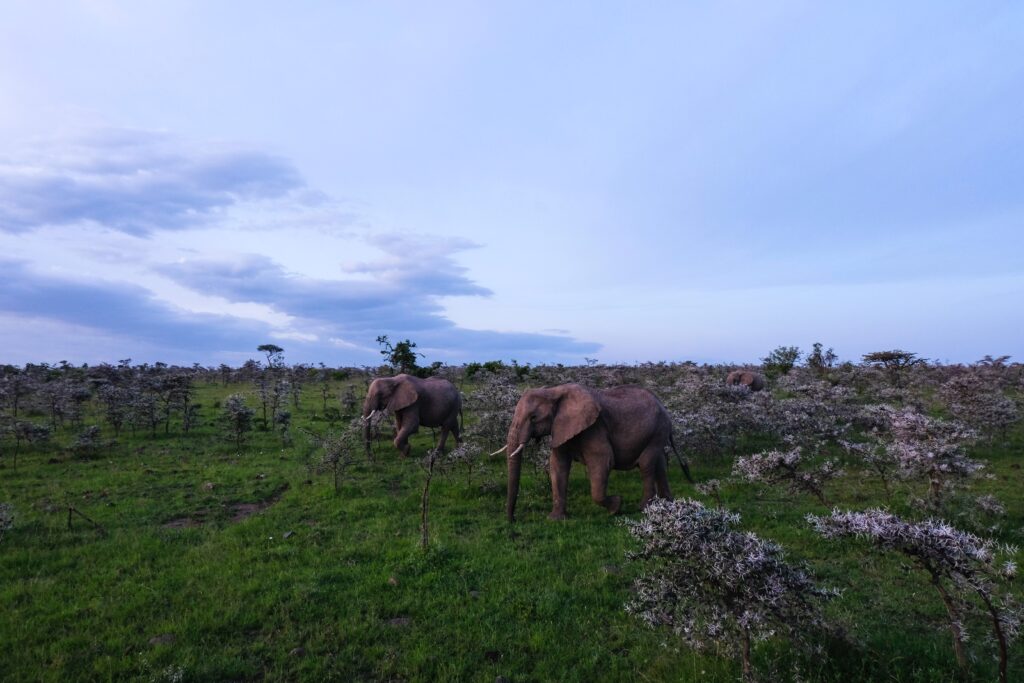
[489, 445, 508, 457]
[508, 443, 525, 459]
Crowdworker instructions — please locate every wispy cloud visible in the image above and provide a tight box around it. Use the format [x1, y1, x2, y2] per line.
[0, 258, 271, 356]
[0, 128, 599, 364]
[0, 129, 306, 235]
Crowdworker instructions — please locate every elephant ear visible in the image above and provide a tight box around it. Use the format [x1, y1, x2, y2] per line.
[386, 380, 419, 412]
[551, 385, 600, 448]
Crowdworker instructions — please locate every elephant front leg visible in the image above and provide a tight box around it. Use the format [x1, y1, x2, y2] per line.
[393, 411, 419, 458]
[548, 450, 572, 520]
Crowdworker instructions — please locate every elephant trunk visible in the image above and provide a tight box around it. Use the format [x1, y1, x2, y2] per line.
[506, 440, 525, 522]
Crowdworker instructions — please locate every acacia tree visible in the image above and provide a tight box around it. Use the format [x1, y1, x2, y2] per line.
[810, 509, 1021, 682]
[862, 350, 925, 387]
[626, 498, 836, 680]
[257, 344, 285, 369]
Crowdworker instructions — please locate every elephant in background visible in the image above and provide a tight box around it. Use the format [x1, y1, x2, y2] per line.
[500, 383, 692, 522]
[726, 370, 765, 392]
[362, 374, 462, 457]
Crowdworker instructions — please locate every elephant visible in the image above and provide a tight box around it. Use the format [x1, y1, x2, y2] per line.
[362, 374, 462, 457]
[498, 383, 692, 522]
[725, 370, 765, 391]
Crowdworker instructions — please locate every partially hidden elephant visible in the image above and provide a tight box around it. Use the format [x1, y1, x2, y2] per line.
[499, 383, 692, 522]
[725, 370, 765, 391]
[362, 374, 462, 457]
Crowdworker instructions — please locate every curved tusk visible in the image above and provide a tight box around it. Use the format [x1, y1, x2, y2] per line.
[362, 409, 377, 423]
[508, 443, 525, 459]
[489, 445, 508, 457]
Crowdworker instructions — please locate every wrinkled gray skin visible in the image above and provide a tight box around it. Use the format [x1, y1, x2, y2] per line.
[362, 374, 462, 457]
[725, 370, 765, 392]
[505, 383, 691, 522]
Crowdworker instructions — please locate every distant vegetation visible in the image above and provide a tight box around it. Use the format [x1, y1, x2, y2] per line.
[1, 346, 1022, 681]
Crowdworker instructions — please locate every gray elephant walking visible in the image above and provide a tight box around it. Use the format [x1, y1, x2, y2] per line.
[499, 383, 692, 522]
[362, 374, 462, 457]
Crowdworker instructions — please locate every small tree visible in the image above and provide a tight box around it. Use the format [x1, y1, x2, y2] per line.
[626, 498, 836, 680]
[419, 447, 453, 551]
[376, 335, 423, 375]
[810, 509, 1021, 682]
[806, 342, 838, 377]
[220, 394, 255, 450]
[9, 421, 52, 469]
[762, 345, 801, 379]
[732, 447, 842, 506]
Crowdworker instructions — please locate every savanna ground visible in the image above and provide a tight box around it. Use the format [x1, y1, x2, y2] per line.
[1, 358, 1022, 682]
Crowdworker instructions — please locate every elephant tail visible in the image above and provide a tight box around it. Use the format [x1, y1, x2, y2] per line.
[669, 432, 694, 483]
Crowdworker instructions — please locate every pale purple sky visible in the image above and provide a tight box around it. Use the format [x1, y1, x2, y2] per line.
[1, 2, 1022, 366]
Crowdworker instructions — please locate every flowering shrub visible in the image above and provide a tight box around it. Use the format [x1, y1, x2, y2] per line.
[732, 447, 843, 505]
[303, 418, 361, 493]
[809, 508, 1021, 682]
[939, 373, 1019, 439]
[885, 408, 983, 511]
[626, 498, 836, 680]
[453, 372, 521, 483]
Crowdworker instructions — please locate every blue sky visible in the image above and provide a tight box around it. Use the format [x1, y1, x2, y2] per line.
[1, 1, 1022, 366]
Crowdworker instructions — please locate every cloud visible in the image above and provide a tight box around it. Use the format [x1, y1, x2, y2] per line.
[0, 128, 601, 364]
[0, 129, 306, 235]
[0, 258, 272, 361]
[156, 244, 599, 362]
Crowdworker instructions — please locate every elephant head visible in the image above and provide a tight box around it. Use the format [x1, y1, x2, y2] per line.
[362, 375, 419, 451]
[504, 384, 600, 522]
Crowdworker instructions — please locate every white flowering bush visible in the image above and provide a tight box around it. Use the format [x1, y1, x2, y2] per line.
[809, 508, 1022, 682]
[732, 447, 843, 505]
[303, 418, 361, 493]
[626, 498, 836, 680]
[939, 373, 1019, 439]
[454, 372, 521, 483]
[885, 408, 983, 511]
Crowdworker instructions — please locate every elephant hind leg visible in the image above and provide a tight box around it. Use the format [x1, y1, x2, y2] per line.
[639, 445, 672, 509]
[436, 425, 451, 453]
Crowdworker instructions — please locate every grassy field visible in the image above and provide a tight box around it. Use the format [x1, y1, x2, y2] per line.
[1, 375, 1022, 682]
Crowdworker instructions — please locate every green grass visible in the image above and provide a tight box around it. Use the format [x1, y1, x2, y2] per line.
[1, 380, 1022, 681]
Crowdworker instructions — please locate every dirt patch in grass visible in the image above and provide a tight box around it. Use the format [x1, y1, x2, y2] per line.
[163, 483, 289, 529]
